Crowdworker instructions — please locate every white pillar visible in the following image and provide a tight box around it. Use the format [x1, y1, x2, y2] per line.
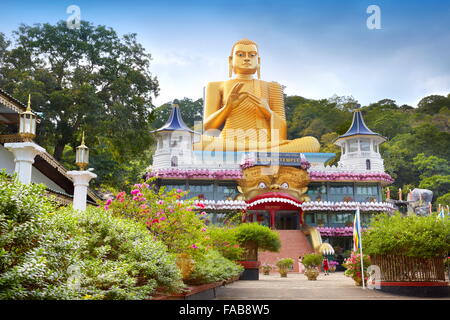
[4, 142, 46, 184]
[66, 170, 97, 211]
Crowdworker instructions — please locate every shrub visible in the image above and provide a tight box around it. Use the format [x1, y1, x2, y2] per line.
[204, 226, 244, 261]
[363, 212, 450, 258]
[0, 173, 184, 299]
[302, 254, 323, 268]
[234, 223, 281, 256]
[106, 182, 246, 285]
[107, 181, 207, 255]
[185, 250, 243, 285]
[342, 252, 371, 283]
[44, 206, 184, 299]
[276, 258, 294, 270]
[0, 172, 58, 299]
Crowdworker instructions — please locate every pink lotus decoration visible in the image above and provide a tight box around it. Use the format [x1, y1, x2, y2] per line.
[146, 168, 243, 180]
[309, 171, 394, 184]
[316, 226, 368, 237]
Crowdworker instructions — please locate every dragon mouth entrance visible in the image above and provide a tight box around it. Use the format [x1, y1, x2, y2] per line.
[246, 192, 303, 209]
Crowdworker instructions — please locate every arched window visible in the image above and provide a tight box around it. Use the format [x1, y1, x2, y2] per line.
[366, 159, 371, 170]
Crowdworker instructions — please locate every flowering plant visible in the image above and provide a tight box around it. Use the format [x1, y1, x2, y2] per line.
[261, 263, 273, 274]
[342, 252, 371, 285]
[329, 260, 339, 267]
[106, 179, 207, 256]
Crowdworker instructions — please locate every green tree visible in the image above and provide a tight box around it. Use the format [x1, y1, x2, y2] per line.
[417, 94, 450, 115]
[287, 97, 351, 140]
[0, 21, 159, 187]
[436, 193, 450, 207]
[419, 175, 450, 200]
[413, 153, 450, 179]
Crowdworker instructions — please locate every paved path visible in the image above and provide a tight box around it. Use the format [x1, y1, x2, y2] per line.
[215, 272, 450, 300]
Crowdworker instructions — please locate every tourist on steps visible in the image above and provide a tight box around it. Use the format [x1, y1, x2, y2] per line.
[323, 257, 329, 275]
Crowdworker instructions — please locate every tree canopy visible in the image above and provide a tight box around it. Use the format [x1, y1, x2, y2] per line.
[0, 21, 159, 188]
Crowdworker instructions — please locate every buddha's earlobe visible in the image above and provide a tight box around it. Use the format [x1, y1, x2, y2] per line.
[228, 56, 233, 78]
[257, 57, 261, 79]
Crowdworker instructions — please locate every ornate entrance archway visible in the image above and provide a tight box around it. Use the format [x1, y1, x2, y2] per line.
[245, 192, 304, 229]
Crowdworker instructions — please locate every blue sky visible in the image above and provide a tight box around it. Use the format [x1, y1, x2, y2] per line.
[1, 0, 449, 107]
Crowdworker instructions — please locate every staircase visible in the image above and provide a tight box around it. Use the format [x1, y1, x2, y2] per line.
[259, 230, 314, 272]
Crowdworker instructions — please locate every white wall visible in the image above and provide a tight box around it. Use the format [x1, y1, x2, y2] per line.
[0, 144, 66, 193]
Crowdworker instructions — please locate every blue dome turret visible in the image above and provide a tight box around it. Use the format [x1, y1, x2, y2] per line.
[152, 100, 199, 134]
[336, 105, 385, 142]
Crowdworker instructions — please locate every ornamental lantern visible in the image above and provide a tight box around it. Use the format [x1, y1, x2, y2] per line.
[75, 132, 89, 170]
[19, 95, 37, 141]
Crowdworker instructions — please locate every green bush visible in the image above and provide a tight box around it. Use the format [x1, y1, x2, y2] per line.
[44, 206, 184, 299]
[0, 173, 184, 299]
[276, 258, 294, 270]
[186, 250, 243, 285]
[0, 172, 57, 299]
[302, 254, 323, 268]
[204, 226, 244, 261]
[234, 223, 281, 253]
[363, 212, 450, 258]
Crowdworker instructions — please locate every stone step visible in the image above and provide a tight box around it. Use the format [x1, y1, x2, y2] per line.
[259, 230, 314, 272]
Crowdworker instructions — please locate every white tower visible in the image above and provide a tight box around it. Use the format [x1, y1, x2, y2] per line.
[151, 100, 198, 169]
[334, 107, 386, 172]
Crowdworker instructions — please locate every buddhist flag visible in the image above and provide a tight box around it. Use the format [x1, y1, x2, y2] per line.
[353, 207, 361, 252]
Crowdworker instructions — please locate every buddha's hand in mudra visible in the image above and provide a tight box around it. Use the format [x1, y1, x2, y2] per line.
[225, 83, 272, 119]
[225, 82, 248, 111]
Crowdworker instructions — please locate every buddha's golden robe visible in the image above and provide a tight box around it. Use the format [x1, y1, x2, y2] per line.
[193, 79, 320, 153]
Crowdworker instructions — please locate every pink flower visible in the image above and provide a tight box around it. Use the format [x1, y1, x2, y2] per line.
[196, 203, 205, 209]
[132, 196, 139, 201]
[116, 191, 126, 198]
[104, 205, 109, 211]
[191, 244, 198, 249]
[105, 199, 112, 205]
[201, 228, 207, 232]
[131, 189, 140, 195]
[160, 216, 167, 221]
[137, 193, 144, 197]
[177, 189, 183, 193]
[200, 211, 207, 215]
[134, 184, 142, 188]
[157, 200, 164, 205]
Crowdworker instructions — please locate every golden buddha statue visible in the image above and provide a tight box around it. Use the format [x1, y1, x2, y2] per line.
[194, 39, 320, 153]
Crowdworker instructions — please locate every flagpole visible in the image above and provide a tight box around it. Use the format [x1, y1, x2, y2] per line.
[357, 206, 366, 289]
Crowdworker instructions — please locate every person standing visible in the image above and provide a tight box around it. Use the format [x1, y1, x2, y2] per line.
[298, 256, 305, 274]
[323, 257, 329, 275]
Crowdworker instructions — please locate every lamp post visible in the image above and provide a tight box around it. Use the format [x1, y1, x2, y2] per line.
[5, 95, 45, 184]
[67, 132, 97, 211]
[75, 132, 89, 170]
[18, 95, 37, 141]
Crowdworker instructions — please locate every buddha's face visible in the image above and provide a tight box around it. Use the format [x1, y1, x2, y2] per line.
[231, 44, 259, 75]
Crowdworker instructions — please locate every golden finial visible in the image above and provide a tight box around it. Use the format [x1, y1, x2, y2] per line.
[81, 131, 86, 146]
[27, 94, 32, 112]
